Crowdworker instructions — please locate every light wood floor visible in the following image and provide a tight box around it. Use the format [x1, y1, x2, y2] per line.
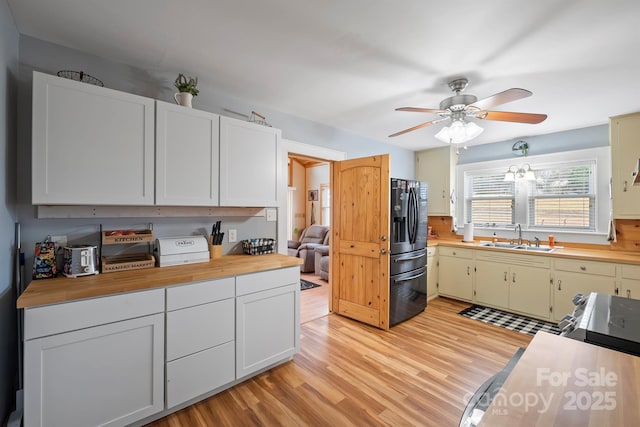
[300, 272, 329, 324]
[146, 297, 532, 427]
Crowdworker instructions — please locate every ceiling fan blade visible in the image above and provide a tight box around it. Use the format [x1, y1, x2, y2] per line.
[388, 118, 446, 137]
[477, 110, 547, 124]
[396, 107, 446, 114]
[470, 88, 532, 110]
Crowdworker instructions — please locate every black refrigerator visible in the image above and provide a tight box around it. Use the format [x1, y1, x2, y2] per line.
[389, 178, 428, 326]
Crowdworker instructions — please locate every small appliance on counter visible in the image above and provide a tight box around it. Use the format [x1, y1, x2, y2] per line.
[155, 236, 210, 267]
[62, 245, 99, 278]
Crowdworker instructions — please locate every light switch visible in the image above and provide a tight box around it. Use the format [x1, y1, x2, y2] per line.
[228, 229, 237, 243]
[266, 209, 277, 222]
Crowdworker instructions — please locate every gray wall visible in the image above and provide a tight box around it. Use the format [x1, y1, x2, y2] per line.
[457, 124, 608, 164]
[0, 0, 19, 423]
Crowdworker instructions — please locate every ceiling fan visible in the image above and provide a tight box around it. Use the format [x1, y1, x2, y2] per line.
[389, 78, 547, 143]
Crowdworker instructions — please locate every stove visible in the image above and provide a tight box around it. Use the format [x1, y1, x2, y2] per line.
[560, 292, 640, 357]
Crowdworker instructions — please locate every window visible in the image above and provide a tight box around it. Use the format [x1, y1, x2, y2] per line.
[456, 146, 610, 239]
[464, 172, 514, 226]
[320, 183, 330, 226]
[529, 162, 595, 230]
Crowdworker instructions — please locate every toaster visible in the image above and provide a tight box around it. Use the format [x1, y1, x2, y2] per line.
[63, 245, 99, 278]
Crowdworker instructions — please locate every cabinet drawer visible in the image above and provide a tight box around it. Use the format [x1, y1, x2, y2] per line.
[476, 251, 550, 268]
[554, 259, 616, 277]
[24, 288, 164, 340]
[236, 266, 299, 296]
[621, 264, 640, 281]
[167, 277, 235, 311]
[166, 341, 235, 409]
[426, 247, 437, 257]
[438, 246, 473, 259]
[166, 298, 234, 361]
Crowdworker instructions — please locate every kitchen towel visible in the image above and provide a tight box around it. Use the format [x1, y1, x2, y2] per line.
[463, 223, 474, 242]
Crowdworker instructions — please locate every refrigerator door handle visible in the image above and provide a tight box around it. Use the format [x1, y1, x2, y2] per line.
[393, 270, 426, 283]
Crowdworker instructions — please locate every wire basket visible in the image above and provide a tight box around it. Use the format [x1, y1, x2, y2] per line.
[241, 238, 275, 255]
[56, 70, 104, 87]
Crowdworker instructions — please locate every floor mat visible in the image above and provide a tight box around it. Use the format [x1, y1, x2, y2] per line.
[459, 304, 561, 336]
[301, 279, 321, 291]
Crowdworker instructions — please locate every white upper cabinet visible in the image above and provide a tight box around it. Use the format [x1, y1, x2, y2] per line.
[416, 146, 456, 216]
[610, 112, 640, 218]
[219, 116, 280, 207]
[32, 71, 155, 205]
[155, 101, 220, 205]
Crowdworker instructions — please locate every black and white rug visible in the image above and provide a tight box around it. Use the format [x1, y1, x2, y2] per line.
[301, 279, 321, 291]
[459, 305, 561, 336]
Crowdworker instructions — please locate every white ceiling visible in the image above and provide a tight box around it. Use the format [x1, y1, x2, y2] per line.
[8, 0, 640, 151]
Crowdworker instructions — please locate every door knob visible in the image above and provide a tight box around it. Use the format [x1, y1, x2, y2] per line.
[380, 249, 387, 255]
[380, 235, 387, 241]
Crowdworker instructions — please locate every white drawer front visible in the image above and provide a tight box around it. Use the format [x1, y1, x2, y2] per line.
[167, 277, 235, 311]
[621, 264, 640, 281]
[166, 298, 234, 361]
[24, 288, 164, 340]
[236, 266, 299, 296]
[554, 258, 616, 277]
[426, 247, 436, 257]
[166, 341, 235, 409]
[438, 246, 473, 259]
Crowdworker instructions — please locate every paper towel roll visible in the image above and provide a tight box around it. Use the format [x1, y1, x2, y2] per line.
[463, 223, 474, 242]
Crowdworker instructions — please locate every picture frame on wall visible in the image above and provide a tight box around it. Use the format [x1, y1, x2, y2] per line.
[308, 189, 318, 201]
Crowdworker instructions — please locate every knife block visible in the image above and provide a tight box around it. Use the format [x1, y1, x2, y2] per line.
[209, 237, 222, 259]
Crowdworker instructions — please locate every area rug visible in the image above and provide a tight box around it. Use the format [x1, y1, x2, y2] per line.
[301, 279, 321, 291]
[459, 304, 561, 336]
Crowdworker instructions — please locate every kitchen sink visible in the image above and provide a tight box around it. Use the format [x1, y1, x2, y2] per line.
[479, 242, 557, 253]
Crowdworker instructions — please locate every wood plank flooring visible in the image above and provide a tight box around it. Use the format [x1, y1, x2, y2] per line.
[300, 273, 329, 324]
[146, 297, 532, 427]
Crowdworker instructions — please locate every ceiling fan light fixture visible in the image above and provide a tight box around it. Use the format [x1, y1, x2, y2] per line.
[434, 120, 484, 144]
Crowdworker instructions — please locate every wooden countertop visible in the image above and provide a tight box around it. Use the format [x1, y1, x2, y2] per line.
[479, 332, 640, 426]
[17, 254, 303, 309]
[428, 239, 640, 265]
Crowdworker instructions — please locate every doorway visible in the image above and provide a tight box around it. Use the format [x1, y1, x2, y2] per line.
[280, 140, 346, 324]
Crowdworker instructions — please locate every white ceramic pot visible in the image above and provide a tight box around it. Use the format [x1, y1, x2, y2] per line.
[174, 92, 193, 108]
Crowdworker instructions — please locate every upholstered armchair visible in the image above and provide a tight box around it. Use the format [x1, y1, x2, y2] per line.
[314, 244, 330, 281]
[287, 225, 329, 273]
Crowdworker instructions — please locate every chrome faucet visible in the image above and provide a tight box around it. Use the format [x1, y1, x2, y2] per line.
[515, 223, 523, 245]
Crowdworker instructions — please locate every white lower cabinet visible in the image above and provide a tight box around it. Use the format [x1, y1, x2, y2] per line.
[24, 289, 165, 427]
[165, 277, 235, 408]
[236, 267, 300, 379]
[475, 252, 551, 320]
[426, 247, 438, 299]
[619, 264, 640, 300]
[553, 259, 617, 321]
[438, 247, 473, 301]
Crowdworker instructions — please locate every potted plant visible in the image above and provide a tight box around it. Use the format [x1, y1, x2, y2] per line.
[173, 73, 199, 107]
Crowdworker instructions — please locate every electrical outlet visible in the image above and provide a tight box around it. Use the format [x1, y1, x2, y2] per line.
[228, 229, 237, 243]
[266, 208, 277, 222]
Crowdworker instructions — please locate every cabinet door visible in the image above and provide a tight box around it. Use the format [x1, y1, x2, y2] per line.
[156, 101, 220, 205]
[611, 113, 640, 218]
[474, 260, 509, 309]
[438, 256, 473, 301]
[236, 283, 298, 378]
[553, 271, 616, 321]
[416, 146, 455, 216]
[24, 313, 164, 427]
[219, 116, 280, 206]
[32, 71, 155, 205]
[426, 256, 438, 299]
[509, 266, 551, 320]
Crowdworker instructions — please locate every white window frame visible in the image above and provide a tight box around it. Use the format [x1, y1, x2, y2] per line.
[455, 147, 611, 244]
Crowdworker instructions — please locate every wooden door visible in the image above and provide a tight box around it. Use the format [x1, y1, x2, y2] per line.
[331, 155, 390, 329]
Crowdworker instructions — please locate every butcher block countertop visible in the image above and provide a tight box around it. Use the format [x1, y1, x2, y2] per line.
[479, 332, 640, 426]
[428, 239, 640, 265]
[17, 254, 303, 309]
